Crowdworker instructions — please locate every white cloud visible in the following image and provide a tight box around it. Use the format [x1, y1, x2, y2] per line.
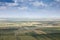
[29, 0, 33, 1]
[0, 6, 7, 9]
[17, 0, 27, 2]
[31, 1, 47, 7]
[49, 1, 60, 8]
[5, 0, 18, 6]
[0, 2, 18, 7]
[18, 6, 28, 10]
[14, 0, 18, 3]
[54, 0, 60, 2]
[20, 0, 25, 2]
[16, 0, 24, 2]
[6, 3, 18, 6]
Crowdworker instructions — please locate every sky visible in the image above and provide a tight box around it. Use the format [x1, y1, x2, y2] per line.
[0, 0, 60, 19]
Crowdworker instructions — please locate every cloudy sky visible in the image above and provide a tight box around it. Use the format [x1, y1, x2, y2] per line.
[0, 0, 60, 18]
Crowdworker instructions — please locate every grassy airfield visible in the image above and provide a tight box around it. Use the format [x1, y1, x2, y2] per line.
[0, 21, 60, 40]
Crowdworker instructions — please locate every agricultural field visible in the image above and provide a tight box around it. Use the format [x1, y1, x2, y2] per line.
[0, 21, 60, 40]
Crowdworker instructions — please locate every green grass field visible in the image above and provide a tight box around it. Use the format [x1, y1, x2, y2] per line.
[0, 33, 60, 40]
[0, 27, 60, 40]
[0, 21, 60, 40]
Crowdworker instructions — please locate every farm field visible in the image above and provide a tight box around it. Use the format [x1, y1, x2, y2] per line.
[0, 21, 60, 40]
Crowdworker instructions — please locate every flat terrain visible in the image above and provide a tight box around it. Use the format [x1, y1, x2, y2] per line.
[0, 21, 60, 40]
